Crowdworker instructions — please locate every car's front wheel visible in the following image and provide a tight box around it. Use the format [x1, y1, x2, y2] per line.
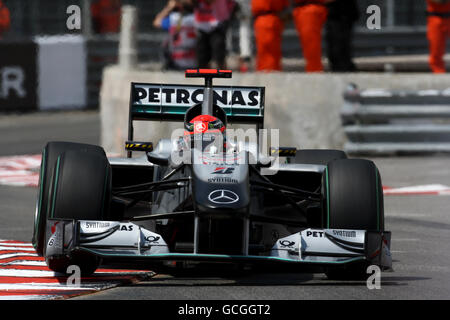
[322, 158, 384, 280]
[32, 142, 106, 256]
[44, 148, 111, 275]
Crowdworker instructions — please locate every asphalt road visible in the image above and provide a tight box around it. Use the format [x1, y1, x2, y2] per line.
[0, 111, 449, 300]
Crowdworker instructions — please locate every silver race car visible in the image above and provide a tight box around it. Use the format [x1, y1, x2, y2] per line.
[32, 69, 391, 279]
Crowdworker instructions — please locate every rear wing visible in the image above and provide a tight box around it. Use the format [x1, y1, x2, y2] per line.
[129, 82, 265, 124]
[127, 70, 265, 157]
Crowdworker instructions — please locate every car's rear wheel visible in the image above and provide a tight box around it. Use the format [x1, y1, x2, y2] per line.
[322, 158, 384, 280]
[32, 142, 106, 256]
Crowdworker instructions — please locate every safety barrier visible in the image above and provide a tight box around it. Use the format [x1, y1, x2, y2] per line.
[342, 85, 450, 155]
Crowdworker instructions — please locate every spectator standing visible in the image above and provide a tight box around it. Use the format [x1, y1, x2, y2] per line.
[154, 0, 197, 70]
[426, 0, 450, 73]
[325, 0, 358, 72]
[251, 0, 289, 71]
[292, 0, 328, 72]
[0, 0, 10, 38]
[91, 0, 121, 34]
[193, 0, 237, 69]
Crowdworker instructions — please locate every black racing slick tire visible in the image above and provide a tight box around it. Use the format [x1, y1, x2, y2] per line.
[322, 158, 384, 280]
[32, 142, 106, 256]
[292, 149, 347, 165]
[44, 149, 112, 275]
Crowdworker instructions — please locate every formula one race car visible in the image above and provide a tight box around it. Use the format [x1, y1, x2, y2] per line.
[32, 69, 391, 279]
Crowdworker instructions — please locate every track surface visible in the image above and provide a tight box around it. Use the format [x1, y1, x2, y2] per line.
[1, 111, 449, 300]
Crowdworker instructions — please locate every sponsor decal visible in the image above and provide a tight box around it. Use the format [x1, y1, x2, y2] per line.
[212, 167, 235, 174]
[84, 222, 111, 229]
[80, 221, 119, 235]
[332, 230, 356, 238]
[207, 177, 238, 184]
[195, 122, 207, 132]
[145, 236, 160, 243]
[119, 225, 133, 231]
[306, 231, 324, 238]
[208, 189, 239, 204]
[279, 240, 295, 248]
[133, 85, 262, 109]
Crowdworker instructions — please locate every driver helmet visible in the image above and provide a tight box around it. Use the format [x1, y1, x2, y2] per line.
[183, 115, 226, 151]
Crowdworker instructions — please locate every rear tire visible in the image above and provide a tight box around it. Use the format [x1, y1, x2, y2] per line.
[32, 142, 105, 256]
[322, 159, 384, 280]
[292, 149, 347, 165]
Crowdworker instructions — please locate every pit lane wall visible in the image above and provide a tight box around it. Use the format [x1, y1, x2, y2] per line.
[100, 65, 450, 155]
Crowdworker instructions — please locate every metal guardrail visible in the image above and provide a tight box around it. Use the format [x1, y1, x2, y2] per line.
[341, 85, 450, 155]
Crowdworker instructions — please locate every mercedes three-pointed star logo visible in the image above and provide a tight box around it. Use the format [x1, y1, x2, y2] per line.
[208, 189, 239, 204]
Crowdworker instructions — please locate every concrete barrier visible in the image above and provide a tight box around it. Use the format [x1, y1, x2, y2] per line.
[100, 65, 450, 156]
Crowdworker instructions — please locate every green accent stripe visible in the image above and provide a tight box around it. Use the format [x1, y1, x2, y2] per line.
[34, 148, 46, 237]
[78, 248, 366, 265]
[325, 166, 330, 228]
[101, 166, 109, 219]
[50, 156, 61, 218]
[375, 168, 380, 231]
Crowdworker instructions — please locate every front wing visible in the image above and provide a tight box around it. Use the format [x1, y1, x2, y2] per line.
[45, 219, 392, 270]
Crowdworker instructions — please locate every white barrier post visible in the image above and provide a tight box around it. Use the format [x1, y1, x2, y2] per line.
[82, 0, 92, 37]
[119, 5, 138, 69]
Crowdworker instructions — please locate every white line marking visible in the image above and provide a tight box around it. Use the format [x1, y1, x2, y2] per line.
[384, 184, 450, 195]
[0, 253, 39, 259]
[0, 269, 55, 277]
[1, 261, 47, 266]
[0, 242, 35, 247]
[0, 240, 33, 247]
[0, 284, 98, 291]
[0, 295, 62, 300]
[0, 246, 36, 251]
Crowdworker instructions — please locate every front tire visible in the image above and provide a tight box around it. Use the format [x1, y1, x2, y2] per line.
[322, 158, 384, 280]
[32, 142, 105, 256]
[42, 147, 111, 275]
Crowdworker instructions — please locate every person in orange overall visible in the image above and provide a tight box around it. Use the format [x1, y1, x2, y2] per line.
[0, 0, 10, 38]
[426, 0, 450, 73]
[251, 0, 289, 71]
[292, 0, 328, 72]
[91, 0, 121, 34]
